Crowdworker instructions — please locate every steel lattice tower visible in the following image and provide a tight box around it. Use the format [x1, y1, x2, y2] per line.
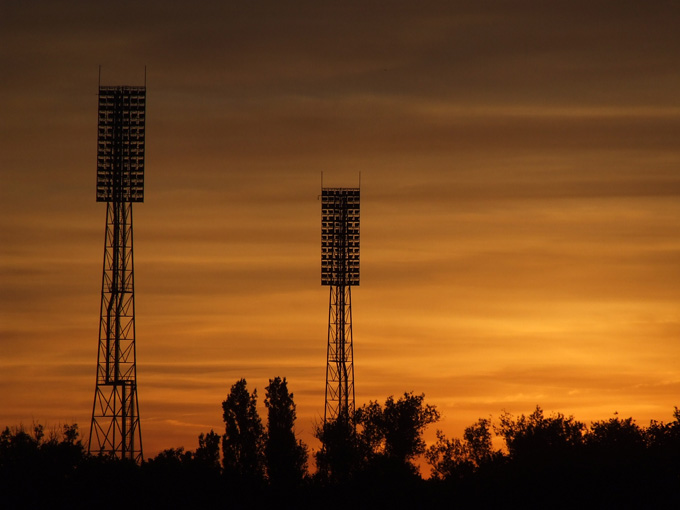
[321, 187, 360, 422]
[88, 82, 145, 462]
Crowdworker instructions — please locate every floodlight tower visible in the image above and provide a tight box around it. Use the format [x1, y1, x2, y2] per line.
[88, 80, 145, 462]
[321, 187, 360, 422]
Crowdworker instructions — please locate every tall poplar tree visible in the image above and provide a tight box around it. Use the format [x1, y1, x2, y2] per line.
[264, 377, 307, 486]
[221, 379, 265, 481]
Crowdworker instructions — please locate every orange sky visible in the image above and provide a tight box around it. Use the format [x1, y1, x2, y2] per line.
[1, 1, 680, 459]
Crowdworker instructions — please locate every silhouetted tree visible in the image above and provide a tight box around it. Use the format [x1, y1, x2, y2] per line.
[588, 415, 645, 455]
[1, 423, 88, 508]
[221, 378, 265, 482]
[149, 446, 194, 465]
[0, 424, 40, 471]
[0, 422, 84, 472]
[356, 392, 440, 474]
[316, 392, 439, 484]
[646, 407, 680, 459]
[264, 376, 307, 487]
[642, 407, 680, 504]
[194, 429, 221, 471]
[496, 406, 585, 462]
[583, 414, 655, 504]
[143, 446, 215, 507]
[426, 430, 470, 480]
[314, 414, 364, 483]
[426, 418, 497, 480]
[494, 407, 590, 505]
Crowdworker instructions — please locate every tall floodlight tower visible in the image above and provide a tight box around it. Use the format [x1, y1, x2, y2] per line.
[88, 81, 145, 462]
[321, 187, 360, 422]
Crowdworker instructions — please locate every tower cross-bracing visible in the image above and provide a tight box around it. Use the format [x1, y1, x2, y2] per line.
[321, 187, 360, 422]
[88, 83, 145, 462]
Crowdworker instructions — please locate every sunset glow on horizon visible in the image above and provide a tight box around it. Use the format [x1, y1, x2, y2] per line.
[1, 1, 679, 461]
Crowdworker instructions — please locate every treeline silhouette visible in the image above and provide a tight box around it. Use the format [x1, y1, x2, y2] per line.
[2, 378, 679, 508]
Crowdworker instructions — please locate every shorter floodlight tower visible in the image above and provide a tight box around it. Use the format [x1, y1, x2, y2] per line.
[88, 80, 145, 462]
[321, 186, 360, 422]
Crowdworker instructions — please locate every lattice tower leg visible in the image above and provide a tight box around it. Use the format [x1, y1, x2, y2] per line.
[324, 284, 355, 422]
[88, 200, 143, 462]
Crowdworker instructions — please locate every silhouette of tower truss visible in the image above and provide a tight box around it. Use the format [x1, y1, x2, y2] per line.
[89, 83, 145, 462]
[321, 187, 360, 422]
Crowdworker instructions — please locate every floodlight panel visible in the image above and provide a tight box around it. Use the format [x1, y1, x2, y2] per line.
[96, 86, 146, 202]
[321, 188, 360, 286]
